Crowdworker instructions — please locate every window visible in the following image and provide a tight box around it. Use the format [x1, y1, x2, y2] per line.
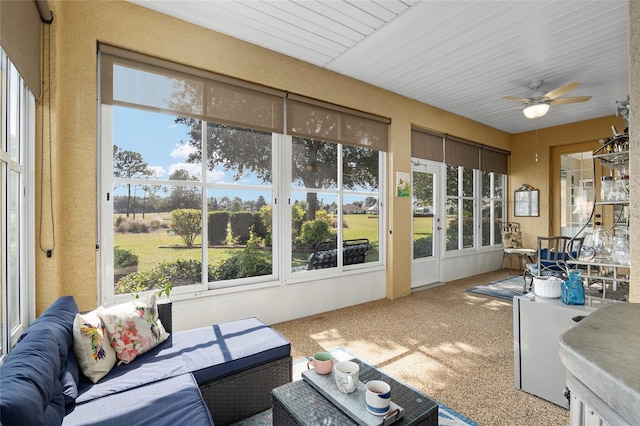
[1, 48, 34, 358]
[445, 166, 506, 251]
[411, 129, 507, 254]
[446, 165, 475, 251]
[481, 170, 505, 246]
[290, 139, 381, 273]
[99, 46, 385, 304]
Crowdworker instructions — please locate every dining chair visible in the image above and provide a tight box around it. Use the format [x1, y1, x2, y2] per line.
[522, 235, 585, 293]
[500, 222, 534, 274]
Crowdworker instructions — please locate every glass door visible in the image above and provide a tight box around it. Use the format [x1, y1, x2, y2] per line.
[411, 160, 441, 287]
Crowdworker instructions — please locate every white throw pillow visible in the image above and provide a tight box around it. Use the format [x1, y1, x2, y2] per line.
[97, 292, 169, 364]
[72, 310, 117, 383]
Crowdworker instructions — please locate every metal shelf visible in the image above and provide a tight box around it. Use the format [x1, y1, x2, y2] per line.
[595, 200, 629, 206]
[593, 150, 629, 168]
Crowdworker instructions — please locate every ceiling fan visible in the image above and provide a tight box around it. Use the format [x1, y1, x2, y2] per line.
[489, 80, 592, 119]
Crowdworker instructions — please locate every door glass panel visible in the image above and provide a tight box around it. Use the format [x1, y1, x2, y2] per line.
[560, 151, 594, 237]
[412, 170, 434, 259]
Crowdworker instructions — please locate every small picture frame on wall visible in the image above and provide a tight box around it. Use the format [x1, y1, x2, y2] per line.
[514, 188, 539, 217]
[396, 171, 410, 197]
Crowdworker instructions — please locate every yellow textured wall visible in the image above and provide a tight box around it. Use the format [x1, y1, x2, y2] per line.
[509, 116, 627, 248]
[39, 0, 510, 312]
[41, 0, 636, 311]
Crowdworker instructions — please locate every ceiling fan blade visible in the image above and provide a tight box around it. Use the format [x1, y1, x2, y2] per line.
[550, 96, 592, 105]
[487, 105, 523, 116]
[502, 95, 531, 104]
[543, 82, 580, 100]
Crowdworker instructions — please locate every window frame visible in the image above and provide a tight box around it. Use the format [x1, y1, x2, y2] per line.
[444, 164, 506, 254]
[97, 47, 386, 306]
[0, 49, 35, 359]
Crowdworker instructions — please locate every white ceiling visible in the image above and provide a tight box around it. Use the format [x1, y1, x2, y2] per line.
[130, 0, 630, 134]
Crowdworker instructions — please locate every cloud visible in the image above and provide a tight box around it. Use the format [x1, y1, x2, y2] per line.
[207, 169, 226, 183]
[170, 143, 197, 159]
[164, 160, 228, 183]
[148, 165, 166, 178]
[168, 162, 202, 179]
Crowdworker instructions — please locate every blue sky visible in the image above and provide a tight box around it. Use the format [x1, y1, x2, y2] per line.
[113, 106, 228, 183]
[111, 106, 375, 205]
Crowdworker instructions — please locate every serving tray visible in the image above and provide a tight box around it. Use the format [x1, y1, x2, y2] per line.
[302, 368, 405, 426]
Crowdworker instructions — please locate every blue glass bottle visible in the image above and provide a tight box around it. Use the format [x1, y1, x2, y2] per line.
[562, 270, 585, 305]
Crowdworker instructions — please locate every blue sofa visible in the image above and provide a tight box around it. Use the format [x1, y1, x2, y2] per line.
[0, 296, 292, 426]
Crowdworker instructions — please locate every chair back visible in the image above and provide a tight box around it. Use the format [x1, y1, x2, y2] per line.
[536, 235, 585, 274]
[501, 222, 521, 248]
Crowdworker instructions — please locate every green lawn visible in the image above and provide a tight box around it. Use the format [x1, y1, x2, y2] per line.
[115, 230, 240, 271]
[115, 213, 384, 272]
[412, 216, 434, 240]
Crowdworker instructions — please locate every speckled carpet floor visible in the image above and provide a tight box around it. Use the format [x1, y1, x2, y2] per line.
[268, 270, 571, 425]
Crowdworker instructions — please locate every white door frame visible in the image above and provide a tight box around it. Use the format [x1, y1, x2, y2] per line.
[411, 159, 442, 288]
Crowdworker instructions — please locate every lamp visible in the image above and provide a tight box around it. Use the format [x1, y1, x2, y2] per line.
[523, 103, 550, 119]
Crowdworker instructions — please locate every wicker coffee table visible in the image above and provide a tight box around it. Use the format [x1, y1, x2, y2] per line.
[272, 358, 438, 425]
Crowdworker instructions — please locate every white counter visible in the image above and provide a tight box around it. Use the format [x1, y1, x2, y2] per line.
[559, 303, 640, 425]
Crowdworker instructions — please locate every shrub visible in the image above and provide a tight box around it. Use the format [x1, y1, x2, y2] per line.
[171, 209, 201, 247]
[445, 215, 474, 250]
[252, 212, 267, 239]
[257, 205, 272, 246]
[299, 219, 335, 249]
[291, 204, 305, 233]
[114, 215, 126, 228]
[413, 236, 433, 259]
[114, 246, 138, 269]
[208, 211, 230, 245]
[116, 259, 215, 295]
[213, 247, 272, 280]
[115, 218, 152, 233]
[229, 212, 253, 244]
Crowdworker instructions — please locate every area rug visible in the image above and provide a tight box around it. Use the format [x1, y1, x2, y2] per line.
[231, 347, 477, 426]
[466, 275, 524, 301]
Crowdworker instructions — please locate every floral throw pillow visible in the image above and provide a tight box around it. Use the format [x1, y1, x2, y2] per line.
[72, 310, 117, 383]
[97, 292, 169, 364]
[502, 231, 522, 248]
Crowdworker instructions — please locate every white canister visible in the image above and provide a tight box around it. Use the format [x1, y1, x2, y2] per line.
[533, 276, 563, 298]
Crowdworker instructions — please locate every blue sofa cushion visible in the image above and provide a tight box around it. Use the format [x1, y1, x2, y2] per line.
[61, 350, 80, 410]
[0, 328, 65, 426]
[63, 374, 214, 426]
[77, 317, 290, 403]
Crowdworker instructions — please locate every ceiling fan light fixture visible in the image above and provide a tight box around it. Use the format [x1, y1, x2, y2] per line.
[523, 103, 550, 119]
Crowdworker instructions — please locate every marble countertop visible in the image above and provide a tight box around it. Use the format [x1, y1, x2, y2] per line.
[559, 303, 640, 425]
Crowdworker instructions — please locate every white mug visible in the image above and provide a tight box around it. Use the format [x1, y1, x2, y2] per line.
[333, 360, 359, 393]
[365, 380, 391, 415]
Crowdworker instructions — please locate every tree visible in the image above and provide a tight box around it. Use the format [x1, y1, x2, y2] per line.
[163, 170, 200, 211]
[256, 195, 267, 210]
[412, 171, 434, 207]
[171, 209, 201, 247]
[172, 119, 379, 221]
[113, 145, 153, 217]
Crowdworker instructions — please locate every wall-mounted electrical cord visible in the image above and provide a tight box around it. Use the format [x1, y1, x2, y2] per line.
[38, 18, 54, 258]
